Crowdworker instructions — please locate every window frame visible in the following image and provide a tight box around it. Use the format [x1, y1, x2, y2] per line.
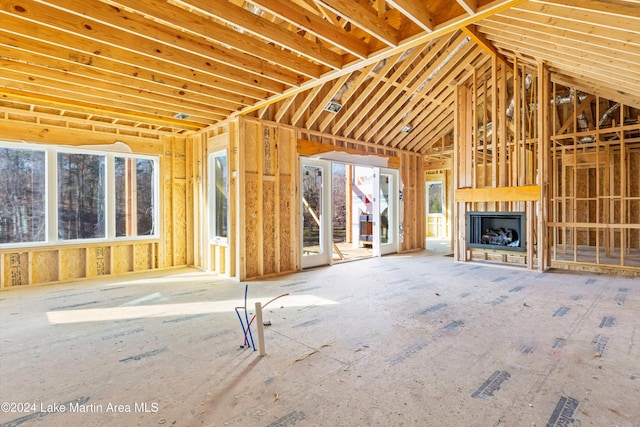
[114, 155, 158, 238]
[208, 149, 229, 244]
[0, 142, 48, 245]
[0, 141, 160, 249]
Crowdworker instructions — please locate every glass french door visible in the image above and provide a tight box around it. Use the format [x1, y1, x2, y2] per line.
[374, 168, 399, 256]
[301, 159, 331, 268]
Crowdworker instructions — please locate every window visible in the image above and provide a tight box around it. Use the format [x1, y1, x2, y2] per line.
[427, 181, 444, 215]
[0, 141, 158, 247]
[209, 151, 228, 240]
[58, 152, 106, 240]
[0, 147, 46, 243]
[115, 157, 156, 237]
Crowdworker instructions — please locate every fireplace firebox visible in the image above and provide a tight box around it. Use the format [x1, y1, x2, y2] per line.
[466, 211, 526, 252]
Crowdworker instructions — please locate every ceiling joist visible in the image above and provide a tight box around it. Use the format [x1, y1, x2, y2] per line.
[0, 0, 637, 145]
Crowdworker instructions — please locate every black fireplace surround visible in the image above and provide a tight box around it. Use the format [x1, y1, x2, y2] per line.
[466, 211, 526, 252]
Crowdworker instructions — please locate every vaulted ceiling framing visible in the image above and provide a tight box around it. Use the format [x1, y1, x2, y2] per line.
[1, 0, 639, 153]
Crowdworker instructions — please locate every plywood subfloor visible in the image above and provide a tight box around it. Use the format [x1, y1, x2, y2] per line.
[1, 253, 639, 426]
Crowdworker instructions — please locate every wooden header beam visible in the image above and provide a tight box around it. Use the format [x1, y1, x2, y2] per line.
[456, 185, 540, 202]
[297, 139, 401, 169]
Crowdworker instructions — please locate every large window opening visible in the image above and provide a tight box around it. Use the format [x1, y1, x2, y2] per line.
[208, 150, 228, 241]
[0, 147, 46, 243]
[58, 152, 106, 240]
[115, 157, 156, 237]
[0, 141, 159, 247]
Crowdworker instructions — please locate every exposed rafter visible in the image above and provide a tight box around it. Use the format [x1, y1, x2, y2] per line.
[0, 0, 637, 145]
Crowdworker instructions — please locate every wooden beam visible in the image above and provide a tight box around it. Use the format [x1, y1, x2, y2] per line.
[44, 0, 306, 87]
[461, 25, 508, 64]
[0, 64, 229, 121]
[386, 0, 434, 32]
[0, 1, 288, 95]
[318, 0, 400, 46]
[550, 74, 640, 111]
[239, 0, 529, 116]
[317, 63, 377, 133]
[424, 158, 453, 170]
[291, 85, 323, 127]
[456, 185, 541, 202]
[456, 0, 478, 15]
[352, 42, 431, 140]
[248, 0, 369, 58]
[305, 74, 351, 129]
[0, 88, 205, 131]
[0, 20, 273, 103]
[106, 0, 323, 78]
[178, 0, 344, 69]
[297, 139, 401, 168]
[556, 94, 596, 136]
[332, 52, 404, 135]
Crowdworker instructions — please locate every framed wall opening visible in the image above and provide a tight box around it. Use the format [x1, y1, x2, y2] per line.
[467, 211, 525, 252]
[301, 158, 399, 268]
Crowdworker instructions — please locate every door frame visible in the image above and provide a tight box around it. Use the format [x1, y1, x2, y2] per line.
[300, 158, 332, 269]
[374, 167, 399, 256]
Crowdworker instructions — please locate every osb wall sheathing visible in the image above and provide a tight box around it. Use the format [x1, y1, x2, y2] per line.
[59, 248, 86, 281]
[163, 136, 189, 268]
[86, 246, 111, 277]
[0, 123, 189, 288]
[239, 117, 297, 280]
[234, 117, 425, 280]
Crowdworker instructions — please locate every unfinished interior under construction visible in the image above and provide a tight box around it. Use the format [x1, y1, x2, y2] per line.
[1, 0, 639, 426]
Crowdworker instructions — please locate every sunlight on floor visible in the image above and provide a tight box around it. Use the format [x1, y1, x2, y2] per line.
[46, 294, 339, 324]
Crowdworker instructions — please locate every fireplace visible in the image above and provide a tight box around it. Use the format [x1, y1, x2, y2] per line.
[466, 211, 526, 252]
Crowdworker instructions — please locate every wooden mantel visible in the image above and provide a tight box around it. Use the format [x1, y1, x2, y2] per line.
[456, 185, 540, 203]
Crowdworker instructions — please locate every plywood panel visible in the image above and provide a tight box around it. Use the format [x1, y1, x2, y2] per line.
[98, 246, 110, 276]
[263, 125, 277, 176]
[262, 180, 276, 274]
[278, 128, 295, 175]
[173, 181, 187, 266]
[3, 252, 29, 287]
[113, 245, 133, 274]
[163, 176, 174, 267]
[245, 177, 260, 279]
[59, 248, 85, 281]
[32, 251, 58, 284]
[134, 243, 152, 271]
[173, 138, 187, 179]
[244, 121, 260, 174]
[279, 179, 294, 272]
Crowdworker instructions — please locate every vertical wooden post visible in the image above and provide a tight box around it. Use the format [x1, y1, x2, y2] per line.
[453, 85, 462, 261]
[491, 56, 498, 190]
[537, 61, 549, 270]
[620, 105, 627, 266]
[499, 60, 508, 212]
[595, 97, 601, 265]
[471, 68, 477, 190]
[513, 57, 520, 190]
[255, 302, 266, 356]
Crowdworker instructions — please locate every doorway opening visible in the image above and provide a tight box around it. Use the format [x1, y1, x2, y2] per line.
[301, 158, 398, 269]
[331, 163, 374, 262]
